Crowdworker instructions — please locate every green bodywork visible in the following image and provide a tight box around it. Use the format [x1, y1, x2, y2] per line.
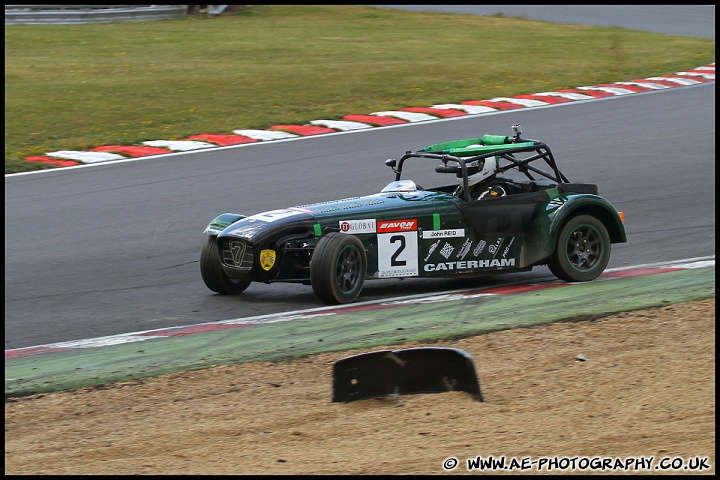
[205, 184, 626, 284]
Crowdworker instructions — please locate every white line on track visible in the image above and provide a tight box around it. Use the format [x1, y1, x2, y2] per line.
[5, 256, 714, 356]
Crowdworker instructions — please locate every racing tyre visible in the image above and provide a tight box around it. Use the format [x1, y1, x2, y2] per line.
[548, 214, 611, 282]
[310, 232, 367, 304]
[200, 236, 251, 294]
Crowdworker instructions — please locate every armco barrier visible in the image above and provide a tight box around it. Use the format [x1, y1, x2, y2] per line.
[5, 5, 187, 25]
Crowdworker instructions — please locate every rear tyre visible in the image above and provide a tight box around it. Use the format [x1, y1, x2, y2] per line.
[200, 236, 251, 294]
[548, 214, 611, 282]
[310, 233, 367, 304]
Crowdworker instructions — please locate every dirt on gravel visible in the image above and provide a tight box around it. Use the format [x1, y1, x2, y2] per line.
[4, 298, 715, 475]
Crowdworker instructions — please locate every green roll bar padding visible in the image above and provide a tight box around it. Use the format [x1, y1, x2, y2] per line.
[421, 137, 485, 152]
[422, 135, 534, 157]
[480, 134, 510, 145]
[443, 142, 536, 157]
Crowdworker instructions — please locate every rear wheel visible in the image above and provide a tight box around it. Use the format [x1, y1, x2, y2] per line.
[200, 236, 251, 294]
[310, 233, 367, 304]
[548, 215, 611, 282]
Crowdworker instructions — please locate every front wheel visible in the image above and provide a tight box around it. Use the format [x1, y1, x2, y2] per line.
[548, 215, 611, 282]
[200, 236, 251, 294]
[310, 233, 367, 304]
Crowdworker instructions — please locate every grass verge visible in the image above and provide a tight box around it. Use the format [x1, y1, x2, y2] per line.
[4, 5, 715, 174]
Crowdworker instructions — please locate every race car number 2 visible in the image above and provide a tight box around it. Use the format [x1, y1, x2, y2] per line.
[377, 232, 418, 278]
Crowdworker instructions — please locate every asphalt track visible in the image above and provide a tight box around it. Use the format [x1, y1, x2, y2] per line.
[5, 76, 715, 349]
[5, 258, 714, 397]
[369, 5, 716, 40]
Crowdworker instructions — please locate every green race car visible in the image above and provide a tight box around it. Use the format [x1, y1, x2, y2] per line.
[201, 124, 627, 304]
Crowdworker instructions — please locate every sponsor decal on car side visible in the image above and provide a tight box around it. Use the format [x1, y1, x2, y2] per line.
[424, 258, 516, 271]
[419, 235, 521, 273]
[457, 238, 473, 260]
[473, 239, 488, 256]
[339, 219, 376, 234]
[488, 237, 504, 255]
[502, 237, 515, 258]
[439, 242, 455, 259]
[377, 219, 417, 233]
[342, 217, 521, 279]
[424, 239, 441, 262]
[420, 229, 465, 239]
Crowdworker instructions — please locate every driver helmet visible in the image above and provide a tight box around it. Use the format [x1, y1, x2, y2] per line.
[459, 156, 498, 187]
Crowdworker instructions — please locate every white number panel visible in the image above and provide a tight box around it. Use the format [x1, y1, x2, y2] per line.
[377, 232, 418, 278]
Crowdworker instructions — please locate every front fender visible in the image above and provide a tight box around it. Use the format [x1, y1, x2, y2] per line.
[203, 213, 246, 235]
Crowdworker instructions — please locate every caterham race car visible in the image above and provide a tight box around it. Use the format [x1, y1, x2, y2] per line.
[200, 125, 626, 304]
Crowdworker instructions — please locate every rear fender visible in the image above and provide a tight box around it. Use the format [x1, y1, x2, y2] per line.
[203, 213, 246, 235]
[550, 196, 627, 243]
